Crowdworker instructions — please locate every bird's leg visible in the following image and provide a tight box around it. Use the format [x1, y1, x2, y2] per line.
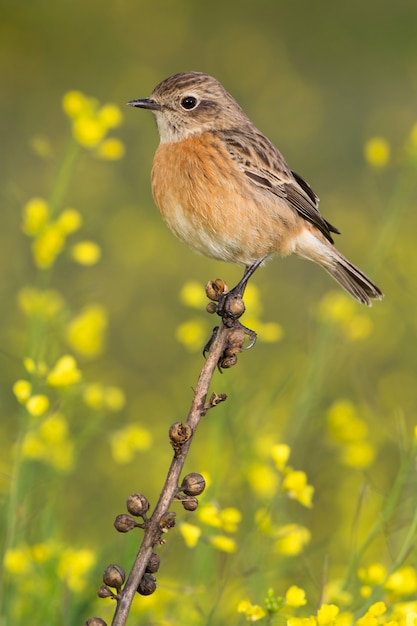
[216, 257, 266, 319]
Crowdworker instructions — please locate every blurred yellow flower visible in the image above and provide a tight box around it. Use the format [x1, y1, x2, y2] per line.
[72, 115, 106, 147]
[110, 424, 152, 464]
[62, 91, 91, 118]
[82, 383, 126, 411]
[282, 470, 314, 508]
[358, 563, 387, 586]
[30, 543, 52, 563]
[18, 287, 64, 319]
[385, 566, 417, 596]
[327, 400, 368, 443]
[26, 394, 49, 416]
[71, 241, 102, 265]
[208, 534, 237, 553]
[47, 355, 82, 387]
[67, 304, 107, 357]
[288, 618, 317, 626]
[21, 413, 74, 471]
[23, 357, 48, 377]
[39, 412, 68, 445]
[364, 137, 390, 168]
[237, 599, 266, 622]
[22, 197, 49, 235]
[318, 604, 340, 626]
[13, 379, 32, 404]
[219, 507, 241, 533]
[176, 318, 208, 352]
[247, 462, 279, 498]
[180, 281, 207, 309]
[272, 443, 291, 471]
[286, 585, 307, 607]
[96, 137, 125, 160]
[340, 441, 375, 469]
[98, 103, 123, 129]
[56, 208, 83, 234]
[57, 548, 96, 593]
[3, 546, 32, 575]
[274, 524, 311, 556]
[32, 224, 65, 268]
[179, 522, 201, 548]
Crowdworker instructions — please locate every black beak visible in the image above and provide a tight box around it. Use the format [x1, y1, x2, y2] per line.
[127, 98, 161, 111]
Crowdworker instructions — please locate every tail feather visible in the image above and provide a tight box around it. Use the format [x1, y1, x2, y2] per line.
[323, 252, 383, 306]
[294, 230, 383, 306]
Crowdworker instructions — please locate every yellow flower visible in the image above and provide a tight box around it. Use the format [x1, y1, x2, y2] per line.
[18, 287, 64, 319]
[57, 548, 96, 593]
[385, 566, 417, 596]
[358, 563, 387, 586]
[30, 543, 52, 563]
[198, 503, 222, 528]
[180, 281, 207, 309]
[97, 103, 123, 129]
[208, 535, 237, 553]
[66, 304, 107, 357]
[179, 522, 201, 548]
[96, 138, 125, 160]
[72, 115, 106, 147]
[282, 470, 314, 508]
[3, 546, 32, 574]
[219, 507, 241, 533]
[32, 224, 65, 268]
[110, 424, 152, 464]
[23, 358, 48, 377]
[274, 524, 311, 556]
[176, 318, 208, 352]
[71, 241, 102, 265]
[47, 355, 82, 387]
[317, 604, 340, 626]
[318, 291, 356, 324]
[39, 413, 68, 444]
[327, 400, 368, 443]
[22, 198, 49, 236]
[62, 91, 91, 118]
[356, 602, 387, 626]
[286, 585, 307, 608]
[364, 137, 390, 169]
[272, 443, 291, 471]
[339, 442, 375, 469]
[56, 208, 83, 234]
[26, 394, 49, 416]
[288, 618, 317, 626]
[13, 379, 32, 404]
[247, 462, 279, 498]
[104, 386, 126, 411]
[238, 599, 266, 622]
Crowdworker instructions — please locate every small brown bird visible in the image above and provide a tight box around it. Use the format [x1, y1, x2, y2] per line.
[128, 72, 383, 306]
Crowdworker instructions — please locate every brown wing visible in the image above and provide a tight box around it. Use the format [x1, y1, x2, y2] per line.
[217, 128, 340, 244]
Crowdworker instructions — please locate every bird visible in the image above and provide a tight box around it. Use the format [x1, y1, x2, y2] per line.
[128, 71, 383, 307]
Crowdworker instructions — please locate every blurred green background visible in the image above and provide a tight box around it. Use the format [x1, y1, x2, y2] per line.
[1, 0, 417, 624]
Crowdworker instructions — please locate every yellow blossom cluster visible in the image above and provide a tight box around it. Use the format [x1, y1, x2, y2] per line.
[22, 198, 85, 269]
[62, 90, 125, 158]
[318, 291, 373, 341]
[179, 503, 241, 553]
[3, 541, 96, 594]
[326, 399, 375, 469]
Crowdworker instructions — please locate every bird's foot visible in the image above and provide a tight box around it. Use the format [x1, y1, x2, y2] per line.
[203, 278, 257, 368]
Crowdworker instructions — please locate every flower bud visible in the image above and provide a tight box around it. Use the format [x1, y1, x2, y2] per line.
[97, 585, 113, 598]
[84, 618, 108, 626]
[169, 422, 192, 444]
[127, 493, 150, 517]
[181, 472, 206, 496]
[159, 511, 176, 533]
[205, 278, 228, 301]
[206, 301, 217, 314]
[182, 497, 199, 511]
[114, 514, 136, 533]
[145, 552, 161, 574]
[103, 564, 125, 589]
[137, 573, 157, 596]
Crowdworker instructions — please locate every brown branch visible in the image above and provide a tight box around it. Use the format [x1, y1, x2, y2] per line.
[109, 320, 231, 626]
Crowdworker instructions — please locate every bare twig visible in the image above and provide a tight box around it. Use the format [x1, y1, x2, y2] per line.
[109, 320, 231, 626]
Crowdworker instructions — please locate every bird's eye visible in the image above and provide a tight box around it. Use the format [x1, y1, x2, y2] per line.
[180, 96, 198, 110]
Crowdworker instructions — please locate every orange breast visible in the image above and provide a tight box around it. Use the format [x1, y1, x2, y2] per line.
[151, 132, 300, 264]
